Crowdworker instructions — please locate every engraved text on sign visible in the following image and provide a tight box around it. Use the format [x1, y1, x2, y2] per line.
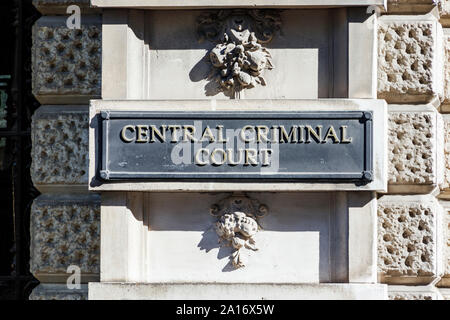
[98, 111, 372, 182]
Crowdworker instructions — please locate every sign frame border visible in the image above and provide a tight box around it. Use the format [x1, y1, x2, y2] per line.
[98, 110, 373, 182]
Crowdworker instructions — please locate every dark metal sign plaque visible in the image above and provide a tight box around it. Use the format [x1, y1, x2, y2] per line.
[97, 111, 373, 182]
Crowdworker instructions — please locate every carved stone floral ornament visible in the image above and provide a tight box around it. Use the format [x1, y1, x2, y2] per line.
[210, 194, 268, 269]
[197, 10, 281, 98]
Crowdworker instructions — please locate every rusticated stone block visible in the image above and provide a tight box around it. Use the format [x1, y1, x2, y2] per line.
[440, 288, 450, 299]
[442, 29, 450, 110]
[388, 285, 442, 300]
[29, 284, 88, 300]
[30, 194, 100, 283]
[32, 16, 101, 104]
[378, 15, 444, 103]
[387, 1, 440, 14]
[440, 1, 450, 27]
[33, 0, 98, 14]
[388, 106, 444, 193]
[31, 105, 89, 191]
[446, 205, 450, 280]
[438, 200, 450, 287]
[441, 115, 450, 193]
[378, 195, 443, 284]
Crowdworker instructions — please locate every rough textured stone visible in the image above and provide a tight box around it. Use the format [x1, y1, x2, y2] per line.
[378, 195, 443, 283]
[29, 284, 88, 300]
[440, 1, 450, 27]
[378, 15, 444, 103]
[33, 0, 90, 6]
[387, 1, 440, 14]
[33, 0, 98, 14]
[388, 108, 443, 189]
[34, 0, 89, 3]
[388, 285, 441, 300]
[32, 16, 101, 104]
[442, 115, 450, 191]
[31, 106, 89, 189]
[438, 200, 450, 285]
[446, 203, 450, 278]
[30, 194, 100, 280]
[389, 292, 433, 299]
[443, 30, 450, 108]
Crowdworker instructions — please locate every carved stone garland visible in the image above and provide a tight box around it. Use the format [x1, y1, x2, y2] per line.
[210, 194, 268, 269]
[197, 10, 281, 99]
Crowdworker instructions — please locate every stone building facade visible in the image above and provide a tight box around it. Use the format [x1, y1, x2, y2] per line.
[28, 0, 450, 300]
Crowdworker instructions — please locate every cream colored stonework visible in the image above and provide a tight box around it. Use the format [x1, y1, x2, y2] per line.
[446, 204, 450, 278]
[378, 14, 444, 103]
[31, 106, 89, 192]
[388, 285, 442, 300]
[210, 194, 268, 269]
[442, 29, 450, 111]
[32, 16, 101, 104]
[378, 195, 443, 284]
[387, 106, 444, 193]
[26, 0, 450, 300]
[198, 10, 280, 98]
[440, 0, 450, 26]
[29, 284, 88, 300]
[441, 115, 450, 193]
[387, 0, 439, 14]
[30, 194, 100, 283]
[438, 200, 450, 286]
[440, 288, 450, 299]
[33, 0, 96, 14]
[389, 112, 435, 184]
[91, 0, 386, 8]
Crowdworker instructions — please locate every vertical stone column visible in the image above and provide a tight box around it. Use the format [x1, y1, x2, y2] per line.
[378, 2, 449, 300]
[29, 0, 102, 300]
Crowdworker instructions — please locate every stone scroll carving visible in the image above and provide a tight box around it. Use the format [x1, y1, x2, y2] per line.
[197, 10, 281, 98]
[210, 194, 268, 269]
